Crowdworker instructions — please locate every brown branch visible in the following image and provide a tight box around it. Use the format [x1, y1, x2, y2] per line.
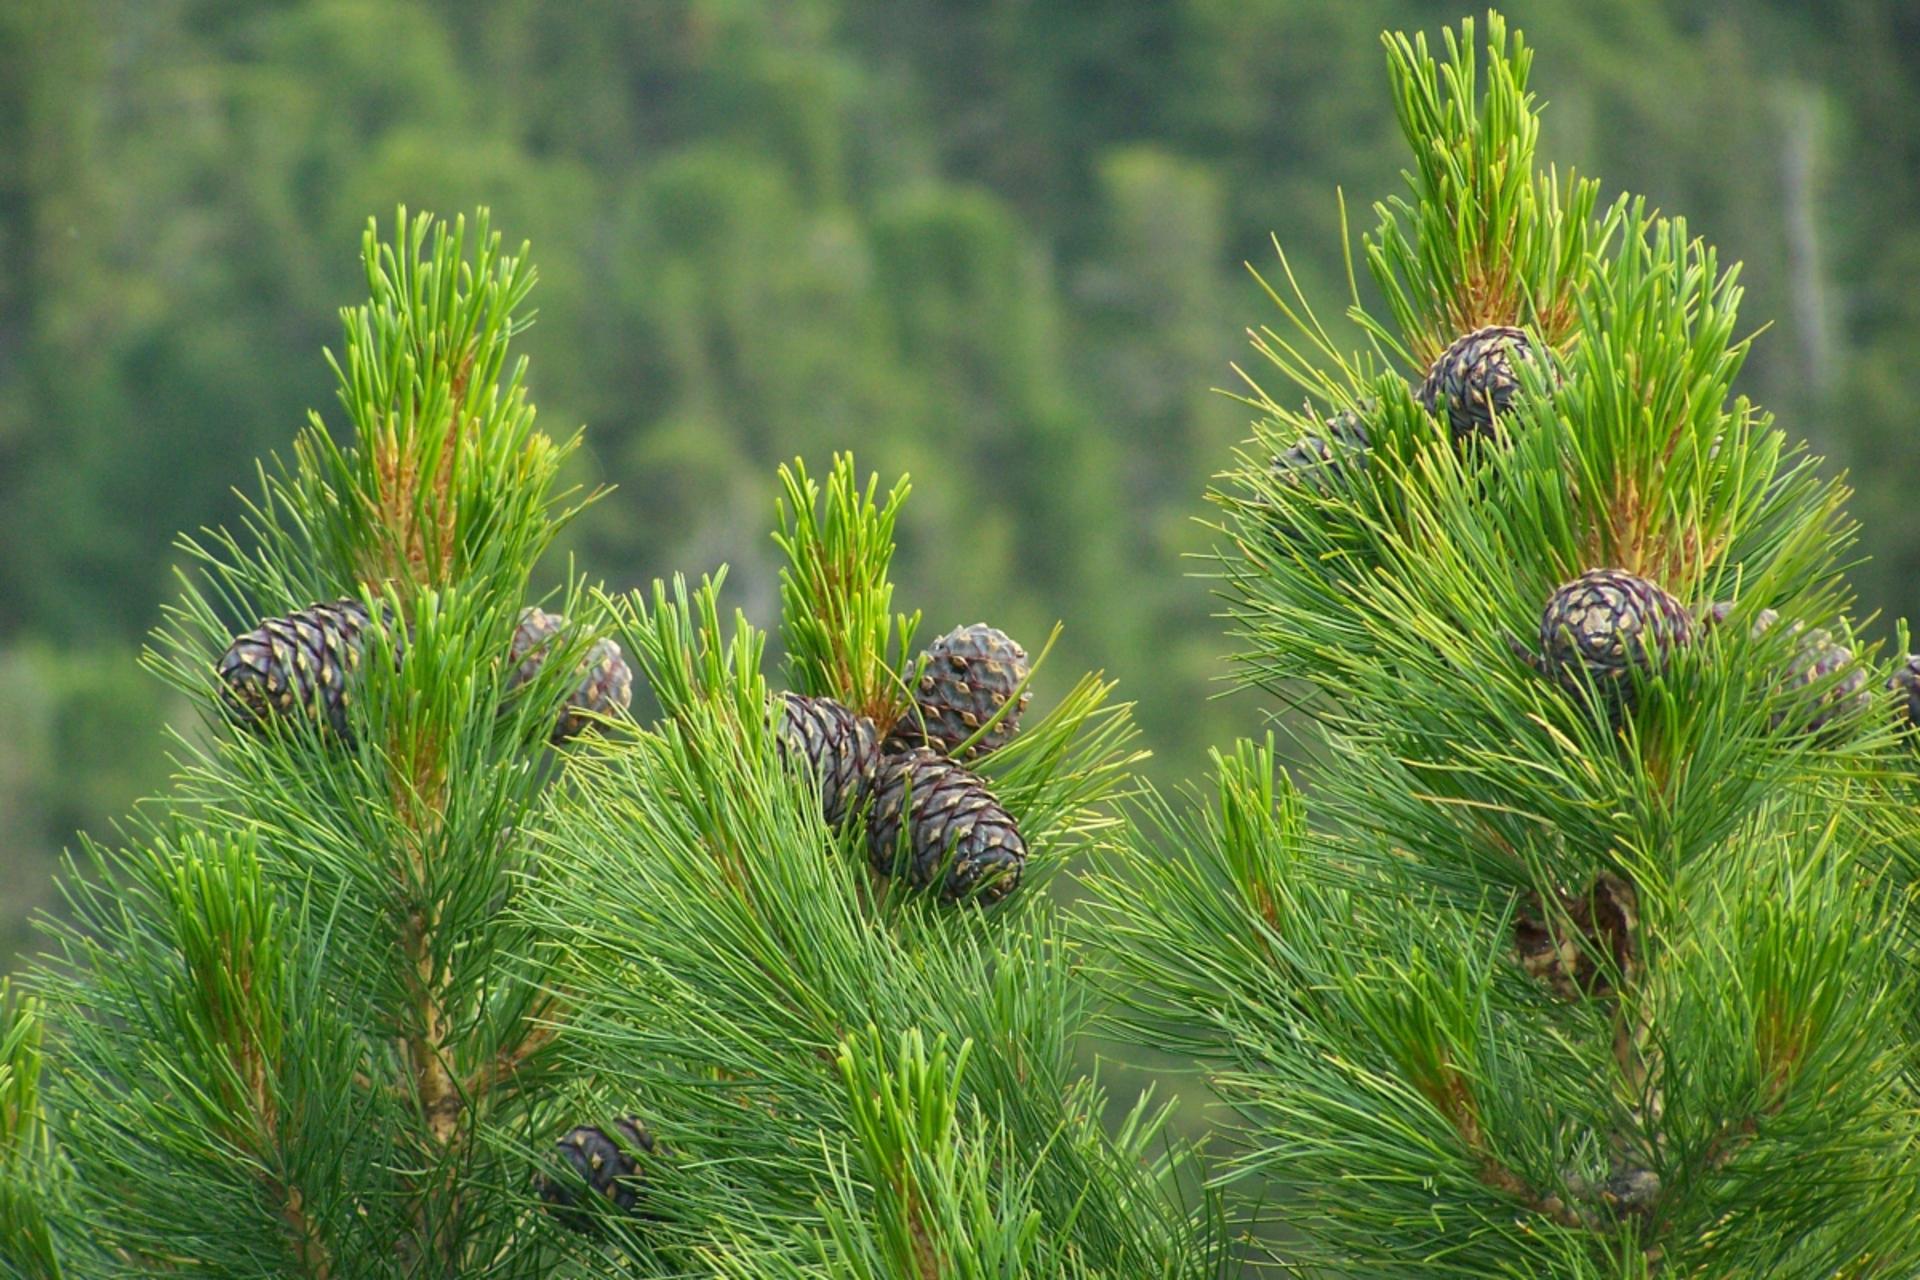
[903, 1182, 941, 1280]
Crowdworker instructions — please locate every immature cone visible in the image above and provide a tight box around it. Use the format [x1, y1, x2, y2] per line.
[1269, 412, 1370, 495]
[1518, 569, 1691, 708]
[867, 747, 1027, 903]
[218, 599, 395, 742]
[1700, 602, 1869, 737]
[777, 692, 880, 826]
[896, 623, 1031, 759]
[506, 607, 634, 744]
[1889, 656, 1920, 731]
[538, 1116, 655, 1233]
[1418, 325, 1540, 443]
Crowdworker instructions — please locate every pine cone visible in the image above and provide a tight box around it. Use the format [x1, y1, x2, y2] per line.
[506, 608, 634, 744]
[539, 1116, 655, 1232]
[1513, 871, 1638, 999]
[1777, 629, 1869, 739]
[1694, 600, 1780, 637]
[777, 693, 880, 826]
[1889, 655, 1920, 732]
[217, 599, 396, 742]
[1517, 570, 1691, 709]
[1418, 325, 1541, 444]
[1701, 603, 1869, 738]
[894, 623, 1031, 759]
[505, 606, 567, 694]
[867, 748, 1026, 903]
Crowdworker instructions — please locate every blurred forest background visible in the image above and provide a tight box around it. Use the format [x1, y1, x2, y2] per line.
[2, 0, 1918, 965]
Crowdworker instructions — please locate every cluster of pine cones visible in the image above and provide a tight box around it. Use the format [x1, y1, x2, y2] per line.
[1510, 568, 1878, 739]
[216, 599, 632, 747]
[776, 622, 1033, 905]
[1261, 318, 1897, 740]
[1268, 324, 1541, 496]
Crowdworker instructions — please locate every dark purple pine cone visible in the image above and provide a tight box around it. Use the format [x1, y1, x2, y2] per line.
[1516, 570, 1691, 709]
[1890, 655, 1920, 732]
[1693, 600, 1780, 637]
[505, 606, 567, 694]
[1418, 325, 1542, 444]
[217, 599, 398, 743]
[777, 692, 880, 826]
[506, 607, 633, 744]
[539, 1116, 655, 1233]
[894, 623, 1032, 760]
[867, 747, 1027, 904]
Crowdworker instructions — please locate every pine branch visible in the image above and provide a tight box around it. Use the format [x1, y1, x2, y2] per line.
[774, 454, 921, 730]
[525, 485, 1224, 1275]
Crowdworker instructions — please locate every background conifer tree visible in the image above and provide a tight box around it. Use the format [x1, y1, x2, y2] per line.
[1084, 12, 1920, 1276]
[5, 212, 1224, 1277]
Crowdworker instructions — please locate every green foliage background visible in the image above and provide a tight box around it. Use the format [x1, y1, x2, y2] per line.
[2, 0, 1918, 963]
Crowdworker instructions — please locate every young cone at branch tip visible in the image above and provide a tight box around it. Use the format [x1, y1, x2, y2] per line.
[1514, 569, 1691, 711]
[867, 747, 1026, 904]
[776, 692, 881, 827]
[538, 1116, 657, 1234]
[891, 622, 1032, 760]
[505, 606, 634, 744]
[217, 598, 398, 743]
[1417, 324, 1544, 444]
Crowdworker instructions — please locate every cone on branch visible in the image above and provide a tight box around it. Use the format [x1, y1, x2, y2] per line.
[867, 747, 1026, 904]
[892, 623, 1031, 760]
[1699, 602, 1869, 739]
[1777, 630, 1869, 739]
[1268, 404, 1371, 494]
[1418, 325, 1543, 444]
[505, 607, 634, 744]
[1888, 655, 1920, 732]
[538, 1116, 656, 1234]
[776, 692, 880, 827]
[1513, 871, 1639, 1000]
[1513, 570, 1691, 714]
[217, 599, 397, 743]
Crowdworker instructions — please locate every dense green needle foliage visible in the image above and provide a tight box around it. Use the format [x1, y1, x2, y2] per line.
[6, 210, 1224, 1278]
[1084, 12, 1920, 1277]
[515, 487, 1220, 1274]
